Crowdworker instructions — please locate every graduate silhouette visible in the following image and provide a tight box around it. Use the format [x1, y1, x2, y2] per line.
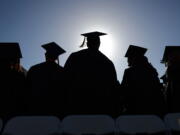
[26, 42, 66, 116]
[65, 31, 119, 116]
[121, 45, 165, 116]
[161, 46, 180, 113]
[0, 43, 26, 120]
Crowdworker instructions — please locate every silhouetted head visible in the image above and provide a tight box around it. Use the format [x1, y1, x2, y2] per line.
[0, 43, 22, 69]
[86, 36, 100, 50]
[80, 31, 107, 51]
[128, 55, 149, 66]
[161, 46, 180, 67]
[125, 45, 147, 67]
[45, 52, 58, 62]
[42, 42, 66, 64]
[127, 56, 134, 67]
[130, 55, 158, 76]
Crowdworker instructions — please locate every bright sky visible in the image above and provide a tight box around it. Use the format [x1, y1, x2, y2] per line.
[1, 0, 180, 82]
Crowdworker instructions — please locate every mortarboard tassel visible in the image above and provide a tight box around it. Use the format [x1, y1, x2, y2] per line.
[80, 37, 86, 47]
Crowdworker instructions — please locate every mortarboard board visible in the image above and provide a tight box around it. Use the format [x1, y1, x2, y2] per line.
[41, 42, 66, 57]
[80, 31, 107, 47]
[0, 43, 22, 59]
[81, 31, 107, 37]
[161, 46, 180, 63]
[125, 45, 147, 57]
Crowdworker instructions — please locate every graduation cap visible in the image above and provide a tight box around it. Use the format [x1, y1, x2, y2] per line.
[161, 46, 180, 63]
[0, 43, 22, 59]
[41, 42, 66, 64]
[125, 45, 147, 57]
[80, 31, 107, 47]
[42, 42, 66, 56]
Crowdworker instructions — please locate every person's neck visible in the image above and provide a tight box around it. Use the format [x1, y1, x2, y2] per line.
[88, 48, 99, 52]
[46, 59, 56, 63]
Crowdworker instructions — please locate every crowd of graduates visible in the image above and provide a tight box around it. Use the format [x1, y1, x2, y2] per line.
[0, 31, 180, 121]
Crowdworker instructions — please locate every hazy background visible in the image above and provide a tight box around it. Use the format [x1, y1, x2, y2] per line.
[1, 0, 180, 82]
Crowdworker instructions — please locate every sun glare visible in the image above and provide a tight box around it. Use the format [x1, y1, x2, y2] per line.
[100, 34, 115, 59]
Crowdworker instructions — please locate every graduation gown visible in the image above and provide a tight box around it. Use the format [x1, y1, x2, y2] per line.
[64, 49, 119, 116]
[166, 64, 180, 112]
[121, 65, 165, 116]
[26, 61, 66, 115]
[0, 67, 26, 119]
